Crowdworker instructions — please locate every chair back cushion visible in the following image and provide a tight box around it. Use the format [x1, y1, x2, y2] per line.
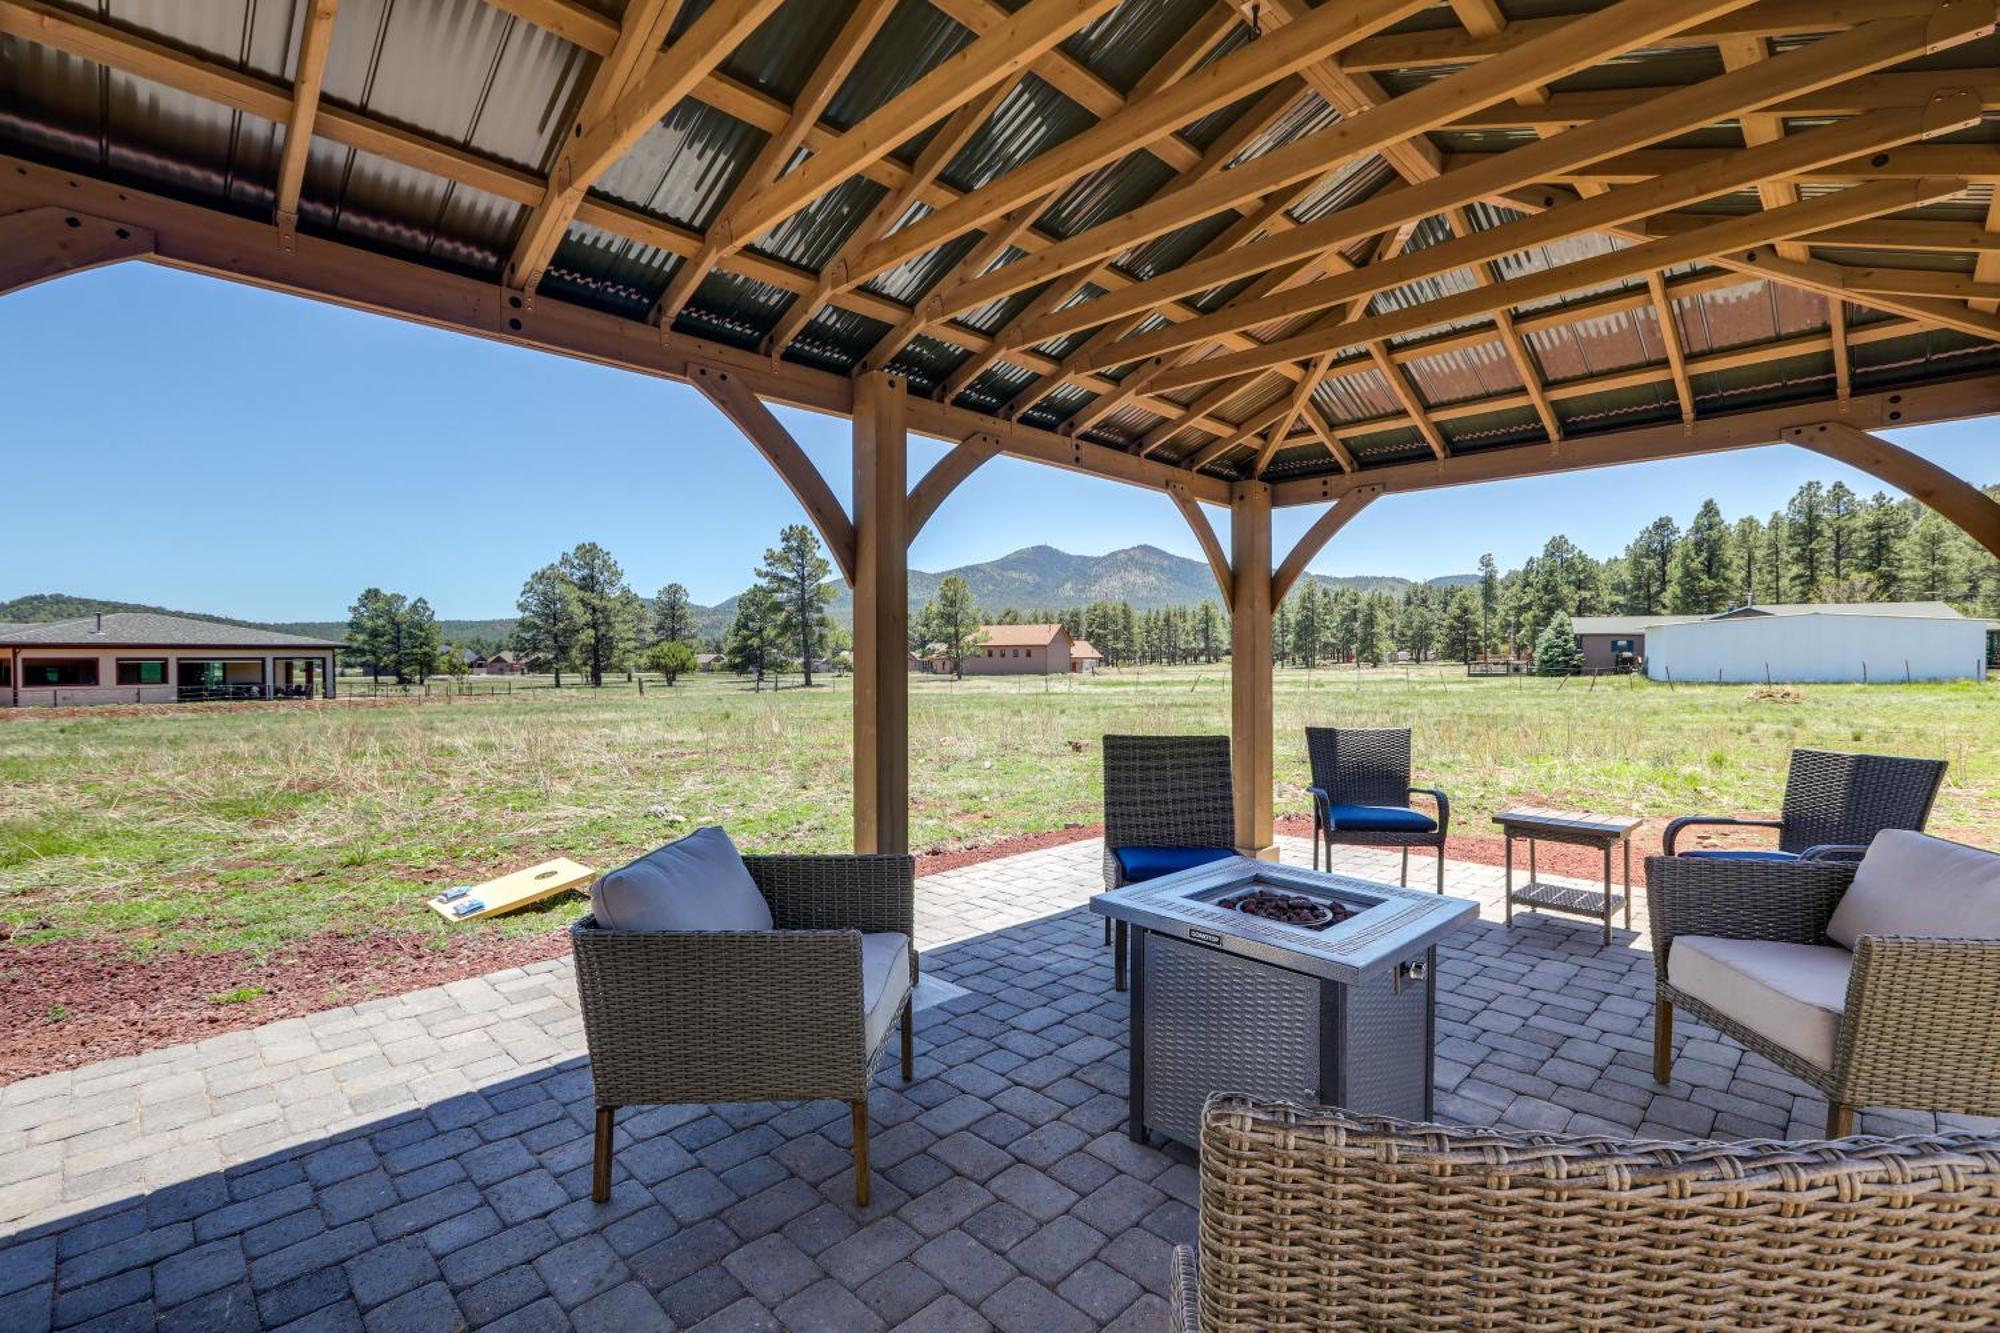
[1111, 846, 1237, 883]
[1306, 727, 1412, 808]
[590, 826, 775, 932]
[1826, 829, 2000, 949]
[1102, 735, 1235, 850]
[1779, 749, 1946, 854]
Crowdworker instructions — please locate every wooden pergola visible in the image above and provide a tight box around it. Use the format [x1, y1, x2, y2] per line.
[5, 0, 2000, 856]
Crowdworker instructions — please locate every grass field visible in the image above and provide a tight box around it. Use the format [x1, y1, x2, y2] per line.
[2, 665, 1995, 960]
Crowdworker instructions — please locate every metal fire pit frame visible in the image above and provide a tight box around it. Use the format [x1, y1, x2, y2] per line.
[1092, 858, 1477, 1147]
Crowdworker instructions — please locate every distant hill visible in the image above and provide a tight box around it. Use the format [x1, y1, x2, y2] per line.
[4, 550, 1473, 648]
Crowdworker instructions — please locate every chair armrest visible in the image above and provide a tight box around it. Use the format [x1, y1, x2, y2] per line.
[570, 920, 869, 1105]
[1663, 815, 1782, 856]
[1168, 1246, 1199, 1333]
[1836, 935, 2000, 1114]
[1306, 785, 1331, 828]
[1409, 786, 1450, 836]
[1645, 856, 1856, 965]
[1798, 844, 1869, 863]
[744, 854, 914, 937]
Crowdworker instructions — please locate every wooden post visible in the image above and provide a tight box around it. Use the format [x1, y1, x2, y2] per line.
[853, 370, 909, 855]
[1229, 480, 1276, 860]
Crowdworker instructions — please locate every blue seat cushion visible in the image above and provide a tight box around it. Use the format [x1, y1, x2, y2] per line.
[1113, 846, 1236, 883]
[1679, 849, 1798, 862]
[1328, 804, 1437, 834]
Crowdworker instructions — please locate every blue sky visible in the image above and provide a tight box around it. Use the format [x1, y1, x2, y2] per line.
[4, 264, 1991, 621]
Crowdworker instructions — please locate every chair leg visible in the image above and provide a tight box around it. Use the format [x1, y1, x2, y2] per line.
[1103, 915, 1112, 946]
[851, 1099, 871, 1207]
[1114, 920, 1128, 992]
[592, 1106, 616, 1203]
[1435, 845, 1445, 895]
[1652, 1002, 1672, 1085]
[901, 998, 914, 1083]
[1400, 845, 1409, 887]
[1825, 1102, 1854, 1138]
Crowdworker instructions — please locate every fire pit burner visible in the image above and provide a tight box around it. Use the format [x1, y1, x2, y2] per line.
[1218, 887, 1349, 931]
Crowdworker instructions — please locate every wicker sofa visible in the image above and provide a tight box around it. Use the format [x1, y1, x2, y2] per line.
[1171, 1094, 2000, 1331]
[1663, 746, 1945, 860]
[570, 853, 915, 1207]
[1649, 836, 2000, 1136]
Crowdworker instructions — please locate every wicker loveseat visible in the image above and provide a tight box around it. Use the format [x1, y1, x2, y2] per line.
[1649, 834, 2000, 1136]
[1663, 746, 1946, 860]
[571, 853, 915, 1207]
[1172, 1094, 2000, 1331]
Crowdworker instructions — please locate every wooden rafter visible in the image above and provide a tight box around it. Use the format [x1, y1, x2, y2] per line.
[508, 0, 774, 292]
[708, 0, 1127, 268]
[1146, 177, 1970, 394]
[1369, 342, 1447, 459]
[273, 0, 339, 243]
[1831, 298, 1854, 405]
[1718, 34, 1810, 262]
[1647, 271, 1698, 426]
[651, 0, 897, 326]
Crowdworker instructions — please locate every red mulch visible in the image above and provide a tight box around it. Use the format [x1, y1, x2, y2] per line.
[0, 813, 1852, 1085]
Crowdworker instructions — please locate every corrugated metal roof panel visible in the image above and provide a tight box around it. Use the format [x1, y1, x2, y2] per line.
[596, 99, 764, 230]
[1526, 304, 1663, 384]
[1058, 0, 1218, 95]
[939, 75, 1093, 193]
[1402, 339, 1525, 405]
[718, 0, 862, 105]
[823, 0, 974, 131]
[1038, 151, 1174, 241]
[1315, 368, 1399, 424]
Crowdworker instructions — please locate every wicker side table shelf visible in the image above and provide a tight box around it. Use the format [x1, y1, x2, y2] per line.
[1493, 808, 1640, 944]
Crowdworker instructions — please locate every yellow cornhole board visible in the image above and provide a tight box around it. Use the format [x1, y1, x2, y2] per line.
[429, 858, 597, 923]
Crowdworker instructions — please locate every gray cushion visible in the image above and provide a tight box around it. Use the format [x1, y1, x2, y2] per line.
[1826, 829, 2000, 949]
[589, 826, 774, 932]
[1669, 936, 1851, 1070]
[862, 932, 912, 1055]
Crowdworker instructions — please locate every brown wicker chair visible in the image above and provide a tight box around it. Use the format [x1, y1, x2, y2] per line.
[1171, 1094, 2000, 1331]
[1305, 725, 1449, 891]
[1663, 746, 1946, 861]
[1649, 851, 2000, 1136]
[570, 853, 915, 1207]
[1102, 734, 1237, 992]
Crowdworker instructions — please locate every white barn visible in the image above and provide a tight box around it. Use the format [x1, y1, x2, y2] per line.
[1643, 603, 1988, 684]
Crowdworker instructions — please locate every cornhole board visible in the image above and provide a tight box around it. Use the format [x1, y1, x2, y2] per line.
[429, 858, 597, 923]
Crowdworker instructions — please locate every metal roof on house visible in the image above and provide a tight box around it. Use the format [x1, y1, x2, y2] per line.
[0, 614, 347, 650]
[5, 0, 2000, 498]
[1708, 601, 1973, 620]
[1570, 615, 1707, 636]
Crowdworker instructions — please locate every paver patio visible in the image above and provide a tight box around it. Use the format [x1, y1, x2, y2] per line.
[4, 837, 1992, 1331]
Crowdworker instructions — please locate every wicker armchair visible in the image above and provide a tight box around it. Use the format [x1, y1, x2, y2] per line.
[1649, 852, 2000, 1136]
[1103, 735, 1236, 991]
[570, 853, 915, 1207]
[1663, 746, 1945, 860]
[1304, 726, 1449, 891]
[1171, 1094, 2000, 1331]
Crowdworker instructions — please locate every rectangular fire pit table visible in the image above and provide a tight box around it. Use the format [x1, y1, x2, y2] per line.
[1493, 807, 1641, 945]
[1091, 858, 1477, 1149]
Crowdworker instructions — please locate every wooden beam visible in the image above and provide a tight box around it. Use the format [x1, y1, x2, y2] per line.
[1258, 354, 1339, 475]
[688, 365, 857, 585]
[509, 0, 780, 291]
[1170, 485, 1235, 604]
[1229, 481, 1276, 858]
[651, 0, 896, 325]
[0, 208, 153, 297]
[1719, 34, 1811, 263]
[1442, 68, 2000, 129]
[714, 0, 1124, 263]
[1782, 421, 2000, 559]
[1369, 342, 1448, 459]
[917, 0, 1779, 325]
[1303, 403, 1359, 474]
[1832, 298, 1854, 405]
[1647, 271, 1697, 425]
[853, 371, 910, 855]
[906, 433, 1002, 542]
[1269, 373, 2000, 508]
[1271, 490, 1381, 605]
[274, 0, 339, 243]
[1146, 177, 1968, 394]
[848, 0, 1428, 289]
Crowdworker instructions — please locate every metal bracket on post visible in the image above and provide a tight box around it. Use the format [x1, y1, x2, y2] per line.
[275, 210, 299, 256]
[501, 286, 532, 335]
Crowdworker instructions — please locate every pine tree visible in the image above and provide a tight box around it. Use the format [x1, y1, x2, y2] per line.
[1477, 553, 1499, 655]
[1617, 516, 1679, 614]
[1761, 512, 1789, 603]
[402, 597, 442, 683]
[1533, 616, 1585, 676]
[1354, 594, 1386, 667]
[918, 574, 982, 678]
[757, 525, 835, 687]
[725, 585, 788, 689]
[1730, 514, 1762, 607]
[1902, 511, 1961, 600]
[515, 564, 581, 688]
[1825, 481, 1858, 582]
[1194, 600, 1220, 663]
[653, 583, 694, 646]
[1856, 492, 1911, 597]
[1440, 590, 1479, 663]
[345, 588, 401, 684]
[1786, 481, 1828, 598]
[557, 542, 633, 687]
[1666, 499, 1732, 614]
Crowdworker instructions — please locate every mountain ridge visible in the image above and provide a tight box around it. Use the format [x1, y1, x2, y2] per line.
[2, 546, 1476, 645]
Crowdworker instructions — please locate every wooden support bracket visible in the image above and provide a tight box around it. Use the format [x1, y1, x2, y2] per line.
[1271, 487, 1383, 605]
[1169, 482, 1235, 604]
[907, 431, 1001, 543]
[1781, 420, 2000, 559]
[0, 208, 153, 298]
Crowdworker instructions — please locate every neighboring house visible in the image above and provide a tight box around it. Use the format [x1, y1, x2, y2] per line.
[960, 624, 1078, 675]
[694, 653, 724, 672]
[0, 613, 344, 706]
[481, 651, 528, 675]
[1570, 614, 1707, 672]
[1643, 602, 1988, 684]
[1069, 639, 1103, 672]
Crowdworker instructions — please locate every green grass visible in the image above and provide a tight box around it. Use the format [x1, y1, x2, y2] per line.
[1, 666, 1993, 958]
